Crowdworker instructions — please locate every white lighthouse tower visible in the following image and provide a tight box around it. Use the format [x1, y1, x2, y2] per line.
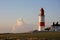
[38, 8, 45, 31]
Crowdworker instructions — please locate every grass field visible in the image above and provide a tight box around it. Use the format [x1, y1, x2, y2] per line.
[0, 32, 60, 40]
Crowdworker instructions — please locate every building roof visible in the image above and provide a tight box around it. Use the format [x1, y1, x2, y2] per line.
[52, 22, 60, 27]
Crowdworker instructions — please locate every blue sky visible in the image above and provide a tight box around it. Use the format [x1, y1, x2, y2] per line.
[0, 0, 60, 33]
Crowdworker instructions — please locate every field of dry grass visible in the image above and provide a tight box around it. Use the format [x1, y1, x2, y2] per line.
[0, 32, 60, 40]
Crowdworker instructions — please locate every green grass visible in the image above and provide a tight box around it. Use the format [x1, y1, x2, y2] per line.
[0, 32, 60, 40]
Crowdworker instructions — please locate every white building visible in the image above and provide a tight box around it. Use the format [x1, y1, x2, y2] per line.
[51, 22, 60, 31]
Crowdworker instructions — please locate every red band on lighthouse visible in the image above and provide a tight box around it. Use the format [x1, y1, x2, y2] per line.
[38, 22, 45, 26]
[40, 22, 45, 26]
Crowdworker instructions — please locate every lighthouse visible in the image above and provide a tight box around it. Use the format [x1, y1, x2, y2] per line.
[38, 8, 45, 31]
